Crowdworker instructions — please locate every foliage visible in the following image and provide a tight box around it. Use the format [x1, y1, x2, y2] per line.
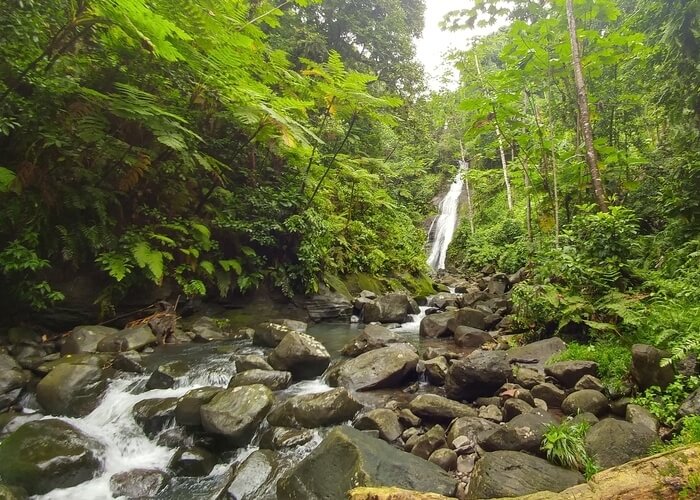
[548, 341, 631, 388]
[541, 421, 599, 480]
[634, 375, 700, 426]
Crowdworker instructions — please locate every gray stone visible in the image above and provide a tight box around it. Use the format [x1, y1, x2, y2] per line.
[113, 350, 145, 373]
[561, 390, 609, 417]
[502, 398, 533, 422]
[304, 287, 353, 321]
[419, 311, 456, 338]
[467, 451, 584, 499]
[227, 450, 279, 500]
[228, 369, 292, 391]
[507, 337, 567, 369]
[680, 389, 700, 418]
[488, 273, 510, 295]
[61, 325, 118, 355]
[341, 324, 403, 357]
[446, 308, 489, 333]
[423, 356, 449, 386]
[446, 417, 499, 448]
[200, 385, 273, 446]
[133, 398, 178, 437]
[168, 447, 216, 477]
[110, 468, 171, 498]
[354, 409, 403, 442]
[97, 325, 157, 352]
[335, 344, 418, 391]
[259, 427, 314, 450]
[445, 350, 511, 401]
[362, 293, 411, 323]
[585, 418, 658, 469]
[631, 344, 675, 391]
[253, 322, 294, 348]
[409, 394, 477, 423]
[478, 405, 503, 423]
[626, 403, 660, 432]
[429, 448, 458, 471]
[531, 383, 567, 408]
[175, 387, 222, 427]
[574, 374, 606, 392]
[545, 360, 599, 388]
[36, 363, 105, 417]
[233, 354, 273, 372]
[277, 426, 457, 499]
[571, 412, 600, 426]
[268, 332, 330, 380]
[266, 388, 362, 428]
[453, 326, 493, 348]
[146, 360, 189, 390]
[410, 425, 446, 459]
[482, 411, 557, 454]
[398, 408, 421, 427]
[512, 366, 545, 389]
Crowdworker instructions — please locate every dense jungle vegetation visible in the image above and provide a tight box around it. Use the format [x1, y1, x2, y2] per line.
[1, 0, 699, 400]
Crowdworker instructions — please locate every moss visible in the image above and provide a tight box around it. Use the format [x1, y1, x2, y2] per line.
[323, 273, 353, 300]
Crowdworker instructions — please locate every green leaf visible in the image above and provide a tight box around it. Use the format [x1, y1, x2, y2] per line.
[219, 259, 242, 274]
[0, 167, 16, 193]
[132, 241, 164, 282]
[200, 260, 215, 275]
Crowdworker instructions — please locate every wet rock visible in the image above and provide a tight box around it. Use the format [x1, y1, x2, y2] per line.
[190, 316, 230, 342]
[0, 355, 29, 412]
[36, 363, 105, 417]
[267, 387, 362, 428]
[354, 409, 403, 442]
[561, 390, 609, 417]
[110, 468, 171, 498]
[0, 419, 104, 495]
[475, 396, 502, 408]
[467, 450, 584, 499]
[626, 403, 659, 432]
[445, 350, 511, 401]
[531, 383, 567, 408]
[278, 426, 457, 499]
[61, 325, 118, 355]
[446, 416, 500, 449]
[335, 344, 419, 391]
[502, 398, 533, 422]
[631, 344, 675, 391]
[253, 322, 294, 348]
[423, 356, 449, 386]
[227, 450, 279, 500]
[228, 369, 292, 391]
[113, 350, 145, 373]
[156, 427, 193, 448]
[574, 374, 606, 392]
[409, 394, 477, 422]
[268, 332, 330, 380]
[363, 293, 411, 323]
[232, 354, 273, 372]
[429, 293, 459, 309]
[341, 325, 403, 357]
[0, 412, 44, 437]
[200, 385, 273, 446]
[175, 387, 222, 427]
[154, 465, 236, 500]
[545, 360, 599, 388]
[507, 337, 567, 369]
[419, 311, 456, 338]
[585, 418, 658, 469]
[260, 427, 314, 450]
[482, 411, 557, 454]
[97, 325, 157, 352]
[146, 360, 189, 390]
[429, 448, 458, 471]
[168, 447, 216, 477]
[453, 327, 493, 348]
[133, 397, 178, 437]
[411, 425, 446, 459]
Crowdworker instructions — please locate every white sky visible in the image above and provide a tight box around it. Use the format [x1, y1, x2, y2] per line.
[415, 1, 503, 91]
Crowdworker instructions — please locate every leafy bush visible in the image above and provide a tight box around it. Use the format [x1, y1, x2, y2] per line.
[634, 375, 700, 426]
[548, 341, 631, 388]
[541, 421, 599, 479]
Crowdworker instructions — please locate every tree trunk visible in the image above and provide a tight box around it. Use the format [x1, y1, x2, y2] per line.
[566, 0, 608, 212]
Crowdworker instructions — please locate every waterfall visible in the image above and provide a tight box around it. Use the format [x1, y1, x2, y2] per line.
[426, 165, 465, 271]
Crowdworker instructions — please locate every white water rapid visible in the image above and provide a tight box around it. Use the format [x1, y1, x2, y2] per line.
[426, 165, 465, 271]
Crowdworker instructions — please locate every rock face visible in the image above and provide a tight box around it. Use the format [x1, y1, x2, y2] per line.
[228, 369, 292, 391]
[61, 325, 118, 354]
[630, 344, 675, 390]
[409, 394, 477, 422]
[200, 385, 273, 445]
[363, 294, 411, 323]
[445, 351, 511, 401]
[341, 325, 403, 357]
[335, 344, 419, 391]
[304, 287, 353, 321]
[545, 361, 598, 388]
[277, 426, 457, 499]
[268, 332, 331, 380]
[36, 363, 105, 417]
[585, 418, 658, 469]
[467, 451, 584, 499]
[267, 388, 362, 428]
[0, 419, 104, 495]
[97, 325, 157, 352]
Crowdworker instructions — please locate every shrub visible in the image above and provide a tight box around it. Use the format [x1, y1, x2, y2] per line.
[634, 375, 700, 426]
[548, 341, 631, 389]
[541, 421, 599, 479]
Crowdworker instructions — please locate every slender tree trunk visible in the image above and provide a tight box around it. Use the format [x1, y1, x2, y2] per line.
[566, 0, 608, 212]
[459, 139, 475, 236]
[474, 54, 513, 211]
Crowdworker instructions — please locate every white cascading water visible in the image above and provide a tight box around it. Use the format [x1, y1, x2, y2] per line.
[426, 165, 465, 271]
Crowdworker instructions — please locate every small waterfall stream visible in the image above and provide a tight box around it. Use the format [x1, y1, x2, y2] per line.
[427, 166, 465, 271]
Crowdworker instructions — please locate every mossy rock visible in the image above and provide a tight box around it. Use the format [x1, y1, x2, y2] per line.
[345, 273, 386, 295]
[323, 274, 353, 300]
[0, 419, 103, 495]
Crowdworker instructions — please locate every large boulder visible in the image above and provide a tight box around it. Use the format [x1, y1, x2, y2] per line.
[354, 409, 403, 442]
[545, 360, 598, 388]
[228, 369, 292, 391]
[453, 327, 493, 348]
[531, 383, 566, 408]
[168, 446, 216, 477]
[268, 332, 330, 380]
[260, 427, 314, 450]
[630, 344, 675, 391]
[409, 394, 477, 423]
[585, 418, 658, 469]
[97, 325, 157, 352]
[445, 351, 511, 401]
[304, 287, 353, 322]
[341, 325, 403, 357]
[506, 337, 567, 369]
[200, 385, 273, 446]
[362, 294, 411, 323]
[227, 450, 279, 500]
[0, 355, 29, 412]
[36, 363, 105, 417]
[133, 398, 178, 437]
[110, 468, 171, 498]
[0, 419, 104, 495]
[446, 416, 500, 448]
[488, 273, 510, 295]
[561, 390, 609, 417]
[61, 325, 118, 354]
[267, 388, 362, 428]
[154, 466, 236, 500]
[175, 387, 222, 427]
[679, 388, 700, 418]
[335, 344, 419, 391]
[253, 322, 294, 348]
[481, 411, 557, 454]
[419, 311, 456, 338]
[277, 426, 457, 499]
[447, 308, 489, 332]
[232, 354, 273, 372]
[467, 451, 584, 499]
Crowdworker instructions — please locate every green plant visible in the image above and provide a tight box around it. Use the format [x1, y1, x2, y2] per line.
[634, 375, 700, 426]
[548, 341, 631, 389]
[680, 472, 700, 499]
[541, 421, 599, 479]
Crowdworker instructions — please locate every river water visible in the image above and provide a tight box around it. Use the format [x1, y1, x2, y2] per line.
[29, 307, 465, 499]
